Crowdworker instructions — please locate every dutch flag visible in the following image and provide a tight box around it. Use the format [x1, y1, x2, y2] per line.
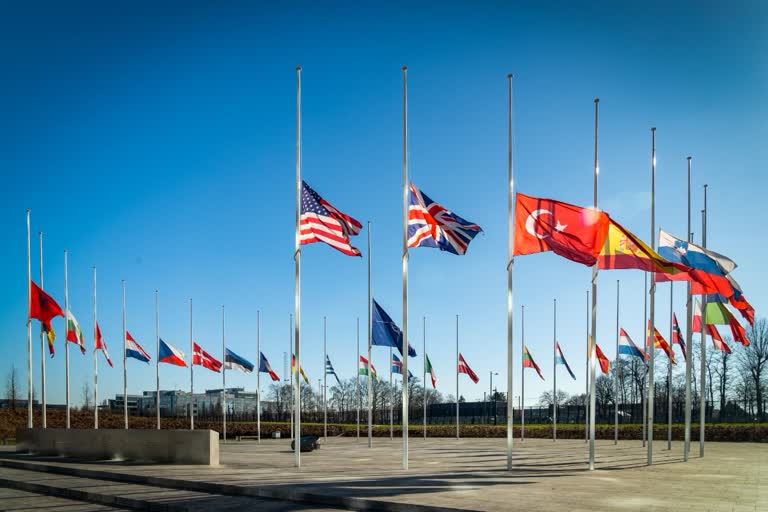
[618, 328, 645, 361]
[125, 331, 151, 363]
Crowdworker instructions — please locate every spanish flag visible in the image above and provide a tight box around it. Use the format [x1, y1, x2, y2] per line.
[597, 220, 688, 275]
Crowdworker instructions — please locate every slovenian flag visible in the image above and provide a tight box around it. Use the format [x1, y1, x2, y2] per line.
[618, 328, 645, 360]
[125, 331, 151, 363]
[224, 348, 254, 374]
[159, 338, 187, 367]
[555, 342, 576, 380]
[259, 352, 280, 381]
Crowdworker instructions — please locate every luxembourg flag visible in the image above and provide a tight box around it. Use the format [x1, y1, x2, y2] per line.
[125, 331, 151, 363]
[159, 338, 187, 367]
[618, 328, 645, 360]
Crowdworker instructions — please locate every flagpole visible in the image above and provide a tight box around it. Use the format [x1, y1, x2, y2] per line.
[39, 232, 46, 429]
[64, 249, 70, 428]
[93, 266, 98, 429]
[585, 289, 589, 444]
[456, 314, 460, 440]
[647, 128, 657, 465]
[588, 98, 600, 471]
[505, 73, 515, 471]
[26, 210, 33, 429]
[156, 289, 160, 430]
[190, 298, 194, 430]
[668, 282, 673, 450]
[356, 316, 360, 441]
[294, 65, 302, 469]
[289, 314, 293, 440]
[700, 185, 708, 457]
[389, 345, 393, 439]
[553, 298, 557, 442]
[257, 309, 261, 443]
[122, 280, 127, 429]
[222, 305, 226, 444]
[643, 273, 648, 447]
[367, 222, 373, 449]
[323, 316, 327, 442]
[423, 316, 426, 440]
[521, 305, 525, 442]
[401, 65, 410, 470]
[683, 156, 693, 461]
[615, 279, 620, 445]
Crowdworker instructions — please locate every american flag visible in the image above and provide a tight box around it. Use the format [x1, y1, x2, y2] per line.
[458, 353, 479, 383]
[408, 182, 483, 255]
[300, 180, 362, 256]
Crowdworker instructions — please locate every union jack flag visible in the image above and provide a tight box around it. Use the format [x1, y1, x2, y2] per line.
[300, 181, 362, 256]
[407, 183, 482, 255]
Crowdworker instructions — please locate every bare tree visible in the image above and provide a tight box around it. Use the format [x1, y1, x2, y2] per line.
[713, 338, 732, 415]
[5, 364, 19, 409]
[81, 381, 92, 411]
[737, 318, 768, 420]
[538, 390, 569, 406]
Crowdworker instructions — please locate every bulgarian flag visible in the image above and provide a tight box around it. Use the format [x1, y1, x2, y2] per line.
[358, 355, 378, 380]
[66, 310, 86, 354]
[425, 353, 437, 388]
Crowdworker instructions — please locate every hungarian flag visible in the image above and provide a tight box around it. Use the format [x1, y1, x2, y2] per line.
[425, 353, 437, 388]
[522, 346, 544, 380]
[594, 342, 610, 375]
[192, 343, 222, 372]
[706, 324, 732, 354]
[94, 322, 113, 367]
[646, 322, 676, 365]
[358, 355, 378, 380]
[29, 280, 63, 356]
[259, 352, 280, 381]
[458, 353, 479, 383]
[292, 353, 310, 384]
[671, 313, 687, 361]
[513, 193, 610, 267]
[66, 310, 86, 354]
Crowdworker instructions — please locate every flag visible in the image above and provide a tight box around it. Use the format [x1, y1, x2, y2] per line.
[192, 343, 222, 373]
[372, 299, 416, 357]
[728, 315, 749, 347]
[325, 355, 341, 385]
[618, 328, 646, 360]
[358, 355, 378, 380]
[158, 338, 187, 367]
[125, 332, 151, 363]
[703, 300, 732, 325]
[599, 221, 690, 276]
[729, 292, 755, 326]
[392, 354, 414, 382]
[291, 353, 310, 384]
[66, 310, 86, 355]
[693, 298, 703, 333]
[29, 280, 63, 356]
[94, 322, 113, 367]
[555, 342, 576, 380]
[656, 230, 736, 298]
[224, 348, 254, 374]
[408, 183, 483, 255]
[458, 353, 480, 383]
[706, 324, 732, 354]
[646, 322, 677, 365]
[594, 342, 610, 375]
[299, 180, 362, 256]
[522, 346, 544, 380]
[259, 352, 280, 381]
[425, 353, 437, 388]
[671, 313, 687, 361]
[513, 193, 610, 266]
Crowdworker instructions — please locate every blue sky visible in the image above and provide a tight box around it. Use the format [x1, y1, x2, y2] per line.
[1, 1, 766, 407]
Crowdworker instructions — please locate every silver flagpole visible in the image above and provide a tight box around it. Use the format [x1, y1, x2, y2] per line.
[553, 298, 557, 441]
[156, 289, 160, 430]
[294, 65, 302, 468]
[521, 305, 525, 442]
[585, 290, 589, 444]
[615, 279, 620, 444]
[389, 345, 393, 439]
[26, 210, 33, 429]
[323, 316, 327, 442]
[257, 309, 261, 443]
[289, 315, 293, 440]
[39, 232, 46, 429]
[423, 316, 426, 440]
[505, 73, 515, 471]
[684, 156, 693, 461]
[64, 250, 70, 428]
[647, 128, 657, 465]
[356, 316, 360, 440]
[93, 266, 98, 429]
[122, 280, 127, 429]
[367, 222, 372, 448]
[456, 314, 460, 440]
[700, 185, 708, 457]
[668, 282, 674, 450]
[190, 299, 194, 430]
[643, 273, 648, 447]
[401, 65, 409, 470]
[588, 98, 600, 471]
[222, 305, 226, 444]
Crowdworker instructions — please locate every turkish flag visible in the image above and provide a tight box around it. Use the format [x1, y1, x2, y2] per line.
[513, 193, 610, 266]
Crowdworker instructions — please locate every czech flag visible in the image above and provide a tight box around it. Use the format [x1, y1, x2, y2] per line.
[159, 338, 187, 367]
[618, 328, 645, 360]
[125, 331, 151, 363]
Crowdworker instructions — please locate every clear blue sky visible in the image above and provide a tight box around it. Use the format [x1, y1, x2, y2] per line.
[1, 1, 766, 407]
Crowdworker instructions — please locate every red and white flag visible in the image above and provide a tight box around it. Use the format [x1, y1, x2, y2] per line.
[192, 342, 222, 373]
[94, 322, 113, 367]
[458, 353, 479, 383]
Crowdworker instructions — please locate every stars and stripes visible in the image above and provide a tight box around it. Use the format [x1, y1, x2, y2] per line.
[408, 183, 483, 255]
[300, 180, 362, 256]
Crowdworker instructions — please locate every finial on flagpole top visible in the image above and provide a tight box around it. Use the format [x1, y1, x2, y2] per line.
[687, 156, 692, 161]
[651, 127, 656, 131]
[402, 66, 407, 71]
[507, 73, 513, 78]
[594, 98, 599, 103]
[296, 66, 301, 71]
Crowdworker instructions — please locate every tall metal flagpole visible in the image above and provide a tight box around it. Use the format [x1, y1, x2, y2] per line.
[423, 316, 427, 440]
[505, 73, 515, 471]
[294, 65, 302, 469]
[668, 282, 674, 450]
[367, 222, 373, 448]
[39, 232, 46, 428]
[122, 280, 127, 429]
[521, 305, 525, 442]
[156, 289, 160, 430]
[93, 266, 98, 429]
[647, 127, 657, 466]
[643, 273, 648, 447]
[401, 65, 409, 470]
[257, 310, 261, 443]
[222, 305, 226, 444]
[700, 185, 708, 457]
[684, 156, 693, 461]
[190, 299, 194, 430]
[64, 250, 70, 428]
[323, 316, 327, 442]
[588, 98, 600, 471]
[390, 345, 393, 439]
[585, 290, 589, 443]
[456, 314, 460, 440]
[615, 279, 620, 444]
[356, 316, 360, 440]
[289, 314, 293, 440]
[553, 299, 557, 441]
[26, 210, 33, 429]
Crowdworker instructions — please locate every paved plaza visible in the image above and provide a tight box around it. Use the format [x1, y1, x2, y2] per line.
[0, 436, 765, 511]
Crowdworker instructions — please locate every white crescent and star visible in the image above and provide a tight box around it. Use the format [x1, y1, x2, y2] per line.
[525, 209, 567, 239]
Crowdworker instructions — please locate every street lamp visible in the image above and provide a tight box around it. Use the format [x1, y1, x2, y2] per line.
[489, 371, 499, 425]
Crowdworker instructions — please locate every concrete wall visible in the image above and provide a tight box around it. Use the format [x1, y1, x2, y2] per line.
[16, 428, 219, 465]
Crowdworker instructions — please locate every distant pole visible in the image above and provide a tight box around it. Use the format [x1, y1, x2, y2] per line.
[521, 305, 525, 442]
[401, 65, 409, 470]
[389, 345, 393, 439]
[684, 156, 693, 461]
[257, 309, 261, 443]
[39, 232, 46, 428]
[93, 266, 98, 429]
[668, 282, 673, 450]
[423, 316, 427, 440]
[294, 65, 302, 468]
[588, 98, 600, 471]
[222, 305, 226, 443]
[505, 73, 515, 471]
[122, 280, 127, 429]
[190, 298, 194, 430]
[643, 273, 648, 447]
[64, 249, 70, 428]
[367, 222, 373, 448]
[156, 289, 160, 430]
[26, 210, 33, 429]
[356, 316, 360, 440]
[700, 185, 708, 457]
[585, 290, 589, 444]
[553, 298, 557, 441]
[648, 127, 657, 466]
[323, 316, 327, 441]
[289, 314, 293, 440]
[615, 280, 620, 445]
[456, 314, 460, 440]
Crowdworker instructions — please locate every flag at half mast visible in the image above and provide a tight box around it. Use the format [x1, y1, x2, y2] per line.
[555, 342, 576, 380]
[259, 352, 280, 381]
[425, 353, 437, 388]
[94, 322, 113, 367]
[458, 353, 479, 383]
[224, 348, 254, 374]
[671, 313, 687, 361]
[522, 346, 544, 380]
[618, 328, 645, 360]
[192, 343, 222, 372]
[300, 180, 362, 256]
[66, 310, 86, 354]
[358, 355, 378, 380]
[594, 342, 610, 375]
[408, 183, 483, 255]
[30, 280, 63, 356]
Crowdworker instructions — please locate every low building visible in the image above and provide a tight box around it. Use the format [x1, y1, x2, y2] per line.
[109, 388, 272, 417]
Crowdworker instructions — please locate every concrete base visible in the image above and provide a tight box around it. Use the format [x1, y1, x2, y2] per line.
[16, 428, 219, 465]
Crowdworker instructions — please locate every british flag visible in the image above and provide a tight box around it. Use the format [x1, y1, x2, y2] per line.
[407, 183, 482, 255]
[300, 180, 362, 256]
